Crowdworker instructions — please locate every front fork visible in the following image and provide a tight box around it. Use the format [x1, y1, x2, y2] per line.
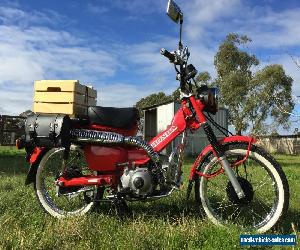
[202, 123, 245, 199]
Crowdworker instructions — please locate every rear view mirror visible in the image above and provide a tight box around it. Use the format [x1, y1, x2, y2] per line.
[166, 0, 183, 23]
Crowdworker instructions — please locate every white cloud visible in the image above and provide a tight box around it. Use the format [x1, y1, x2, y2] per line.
[233, 8, 300, 48]
[182, 0, 300, 49]
[0, 4, 129, 115]
[86, 4, 108, 15]
[125, 41, 174, 77]
[0, 6, 63, 27]
[107, 0, 165, 14]
[188, 43, 217, 77]
[97, 82, 169, 107]
[0, 24, 120, 86]
[184, 0, 241, 41]
[0, 86, 33, 115]
[0, 106, 7, 114]
[0, 5, 178, 115]
[0, 0, 232, 116]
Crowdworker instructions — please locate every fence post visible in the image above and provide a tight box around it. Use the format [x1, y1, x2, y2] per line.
[0, 115, 3, 145]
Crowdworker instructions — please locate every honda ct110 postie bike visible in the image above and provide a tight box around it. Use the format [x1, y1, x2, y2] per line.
[17, 0, 289, 233]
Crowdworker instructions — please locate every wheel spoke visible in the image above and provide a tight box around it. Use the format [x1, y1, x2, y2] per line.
[35, 147, 98, 218]
[253, 174, 271, 191]
[198, 146, 286, 232]
[232, 206, 242, 219]
[213, 197, 227, 210]
[250, 208, 265, 220]
[66, 155, 77, 166]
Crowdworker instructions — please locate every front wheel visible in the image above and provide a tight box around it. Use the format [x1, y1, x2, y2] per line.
[35, 146, 102, 218]
[195, 143, 289, 233]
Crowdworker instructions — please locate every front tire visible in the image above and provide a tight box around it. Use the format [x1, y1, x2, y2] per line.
[195, 143, 289, 233]
[35, 146, 98, 218]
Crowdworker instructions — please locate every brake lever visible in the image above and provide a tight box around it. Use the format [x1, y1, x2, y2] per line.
[180, 46, 190, 61]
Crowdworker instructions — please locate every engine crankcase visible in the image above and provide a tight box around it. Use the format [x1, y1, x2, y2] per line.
[120, 167, 153, 197]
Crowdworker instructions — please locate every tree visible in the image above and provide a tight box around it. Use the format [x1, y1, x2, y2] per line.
[136, 70, 212, 110]
[214, 33, 294, 135]
[134, 92, 173, 116]
[171, 71, 213, 102]
[195, 71, 212, 85]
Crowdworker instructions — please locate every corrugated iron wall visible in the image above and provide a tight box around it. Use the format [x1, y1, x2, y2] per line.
[143, 109, 157, 142]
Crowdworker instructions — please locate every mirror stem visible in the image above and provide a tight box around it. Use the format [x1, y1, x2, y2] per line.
[179, 19, 183, 51]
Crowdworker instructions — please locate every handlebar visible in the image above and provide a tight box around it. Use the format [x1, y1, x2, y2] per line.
[161, 46, 197, 95]
[160, 48, 175, 62]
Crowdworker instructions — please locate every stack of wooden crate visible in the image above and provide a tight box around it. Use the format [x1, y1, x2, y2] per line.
[33, 80, 97, 117]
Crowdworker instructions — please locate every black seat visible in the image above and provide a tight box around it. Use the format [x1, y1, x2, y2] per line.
[88, 106, 139, 130]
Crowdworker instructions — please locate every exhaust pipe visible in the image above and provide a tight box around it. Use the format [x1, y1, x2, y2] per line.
[70, 129, 160, 163]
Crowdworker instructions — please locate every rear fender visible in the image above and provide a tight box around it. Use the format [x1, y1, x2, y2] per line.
[25, 147, 47, 185]
[189, 136, 256, 180]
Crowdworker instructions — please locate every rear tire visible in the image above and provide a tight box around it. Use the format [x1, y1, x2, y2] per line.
[195, 143, 289, 233]
[35, 146, 100, 218]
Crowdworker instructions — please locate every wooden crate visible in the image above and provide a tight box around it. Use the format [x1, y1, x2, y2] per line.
[33, 80, 97, 117]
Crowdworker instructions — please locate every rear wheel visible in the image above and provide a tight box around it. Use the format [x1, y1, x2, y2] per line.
[195, 143, 289, 233]
[35, 146, 102, 218]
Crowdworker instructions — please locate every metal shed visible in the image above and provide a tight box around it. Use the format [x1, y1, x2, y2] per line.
[143, 101, 228, 155]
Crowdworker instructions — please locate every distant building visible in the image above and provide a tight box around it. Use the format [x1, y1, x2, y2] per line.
[143, 101, 228, 155]
[0, 115, 25, 146]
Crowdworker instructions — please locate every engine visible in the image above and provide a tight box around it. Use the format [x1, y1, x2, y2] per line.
[120, 151, 182, 198]
[120, 167, 153, 197]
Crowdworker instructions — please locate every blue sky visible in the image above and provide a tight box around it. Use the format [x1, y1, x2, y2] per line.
[0, 0, 300, 133]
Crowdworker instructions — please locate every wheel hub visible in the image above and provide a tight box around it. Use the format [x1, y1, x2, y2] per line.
[56, 165, 83, 195]
[226, 177, 254, 206]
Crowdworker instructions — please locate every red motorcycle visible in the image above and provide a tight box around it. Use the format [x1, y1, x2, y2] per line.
[17, 0, 289, 233]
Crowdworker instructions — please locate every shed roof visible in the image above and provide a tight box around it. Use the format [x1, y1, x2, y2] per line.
[142, 100, 227, 112]
[142, 100, 177, 111]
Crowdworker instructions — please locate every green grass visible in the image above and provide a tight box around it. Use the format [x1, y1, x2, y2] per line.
[0, 146, 26, 156]
[0, 147, 299, 249]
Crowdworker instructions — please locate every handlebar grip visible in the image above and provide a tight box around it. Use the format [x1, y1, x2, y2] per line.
[160, 48, 175, 62]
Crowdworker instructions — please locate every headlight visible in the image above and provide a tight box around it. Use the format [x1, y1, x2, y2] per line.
[201, 87, 219, 114]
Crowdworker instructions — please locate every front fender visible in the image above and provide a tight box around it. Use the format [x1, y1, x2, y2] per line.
[25, 147, 47, 185]
[189, 136, 256, 180]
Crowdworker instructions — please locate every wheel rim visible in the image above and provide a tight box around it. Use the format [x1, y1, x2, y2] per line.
[200, 149, 283, 231]
[36, 147, 96, 217]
